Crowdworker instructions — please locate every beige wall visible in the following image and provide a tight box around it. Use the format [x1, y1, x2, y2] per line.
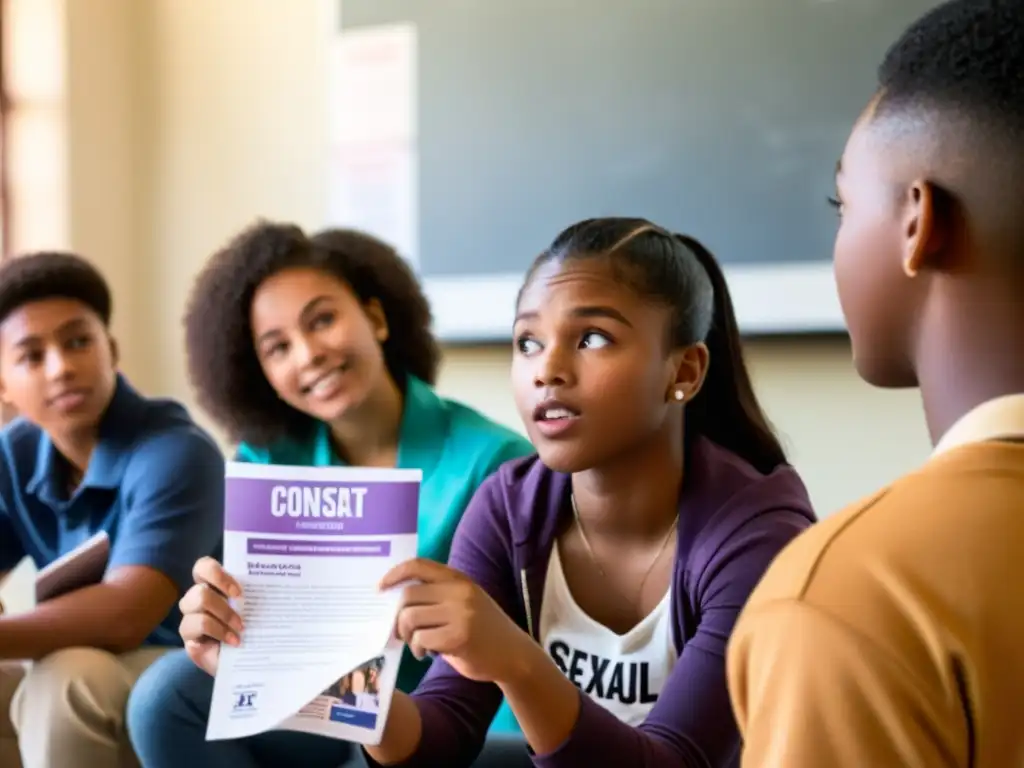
[1, 1, 932, 610]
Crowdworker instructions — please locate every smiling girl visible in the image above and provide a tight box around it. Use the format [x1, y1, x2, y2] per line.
[126, 222, 533, 767]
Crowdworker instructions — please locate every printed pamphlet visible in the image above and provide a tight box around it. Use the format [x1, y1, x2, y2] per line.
[205, 462, 421, 744]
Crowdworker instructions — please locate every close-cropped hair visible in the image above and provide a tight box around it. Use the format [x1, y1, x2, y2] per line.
[0, 251, 113, 328]
[874, 0, 1024, 135]
[522, 217, 786, 475]
[183, 220, 440, 446]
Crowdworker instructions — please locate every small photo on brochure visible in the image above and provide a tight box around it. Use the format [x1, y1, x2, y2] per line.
[296, 656, 386, 730]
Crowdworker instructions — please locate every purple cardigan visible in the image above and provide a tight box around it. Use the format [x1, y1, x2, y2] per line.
[375, 437, 815, 767]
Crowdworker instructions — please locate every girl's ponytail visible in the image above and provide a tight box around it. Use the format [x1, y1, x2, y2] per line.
[675, 234, 786, 474]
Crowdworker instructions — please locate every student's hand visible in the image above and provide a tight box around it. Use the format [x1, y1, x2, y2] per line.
[177, 556, 244, 677]
[381, 558, 534, 685]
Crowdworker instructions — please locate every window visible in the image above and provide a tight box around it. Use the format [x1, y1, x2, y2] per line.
[0, 0, 68, 422]
[2, 0, 68, 255]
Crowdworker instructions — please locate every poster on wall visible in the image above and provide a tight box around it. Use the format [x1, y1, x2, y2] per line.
[328, 22, 418, 267]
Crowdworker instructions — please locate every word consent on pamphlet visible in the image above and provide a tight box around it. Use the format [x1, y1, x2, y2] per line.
[206, 462, 421, 745]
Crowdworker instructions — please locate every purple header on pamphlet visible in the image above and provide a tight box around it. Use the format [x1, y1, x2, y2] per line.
[225, 477, 419, 536]
[246, 538, 391, 557]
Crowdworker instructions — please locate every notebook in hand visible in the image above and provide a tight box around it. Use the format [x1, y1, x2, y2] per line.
[35, 530, 110, 603]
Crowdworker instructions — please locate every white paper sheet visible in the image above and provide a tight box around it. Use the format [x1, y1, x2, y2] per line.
[205, 463, 421, 745]
[330, 142, 417, 266]
[330, 23, 416, 145]
[328, 22, 419, 266]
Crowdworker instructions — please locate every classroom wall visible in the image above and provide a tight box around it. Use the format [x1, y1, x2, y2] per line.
[0, 0, 932, 611]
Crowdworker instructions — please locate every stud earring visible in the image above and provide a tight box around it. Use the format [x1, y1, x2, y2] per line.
[674, 390, 685, 401]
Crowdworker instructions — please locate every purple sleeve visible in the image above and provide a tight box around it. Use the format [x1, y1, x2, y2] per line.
[532, 509, 812, 768]
[368, 474, 519, 767]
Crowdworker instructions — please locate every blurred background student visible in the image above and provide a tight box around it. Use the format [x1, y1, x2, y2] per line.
[127, 222, 533, 768]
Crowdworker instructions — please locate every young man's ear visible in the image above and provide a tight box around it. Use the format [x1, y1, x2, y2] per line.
[901, 179, 947, 277]
[364, 298, 389, 344]
[108, 335, 120, 367]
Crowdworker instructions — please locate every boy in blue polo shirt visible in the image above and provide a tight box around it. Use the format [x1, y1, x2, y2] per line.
[0, 252, 225, 768]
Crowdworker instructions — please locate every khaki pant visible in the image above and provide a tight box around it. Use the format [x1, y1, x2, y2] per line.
[0, 646, 170, 768]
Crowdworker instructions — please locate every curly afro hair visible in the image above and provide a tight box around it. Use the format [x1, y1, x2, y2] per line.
[184, 220, 440, 446]
[875, 0, 1024, 132]
[0, 251, 112, 328]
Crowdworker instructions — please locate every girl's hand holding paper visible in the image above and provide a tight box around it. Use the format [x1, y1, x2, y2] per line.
[382, 558, 532, 684]
[178, 556, 245, 677]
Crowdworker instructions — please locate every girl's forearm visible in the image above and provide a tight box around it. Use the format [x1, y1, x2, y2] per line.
[497, 639, 581, 756]
[364, 691, 423, 765]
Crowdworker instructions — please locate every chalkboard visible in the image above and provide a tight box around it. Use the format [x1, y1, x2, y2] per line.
[335, 0, 942, 341]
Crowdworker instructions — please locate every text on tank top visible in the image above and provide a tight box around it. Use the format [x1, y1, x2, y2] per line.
[538, 543, 677, 726]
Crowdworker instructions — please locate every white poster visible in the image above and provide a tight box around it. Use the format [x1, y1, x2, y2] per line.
[328, 23, 418, 265]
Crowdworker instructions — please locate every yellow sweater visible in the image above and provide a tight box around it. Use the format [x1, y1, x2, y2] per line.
[728, 396, 1024, 767]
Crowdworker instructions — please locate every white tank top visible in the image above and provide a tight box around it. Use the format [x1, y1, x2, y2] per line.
[538, 543, 677, 725]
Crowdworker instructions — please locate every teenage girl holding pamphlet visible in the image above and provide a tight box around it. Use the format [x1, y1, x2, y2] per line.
[161, 217, 817, 767]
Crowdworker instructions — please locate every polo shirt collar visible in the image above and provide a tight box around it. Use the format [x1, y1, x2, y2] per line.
[311, 375, 446, 474]
[27, 374, 148, 499]
[932, 393, 1024, 457]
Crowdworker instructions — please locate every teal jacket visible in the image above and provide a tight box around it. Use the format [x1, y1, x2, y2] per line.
[235, 375, 533, 710]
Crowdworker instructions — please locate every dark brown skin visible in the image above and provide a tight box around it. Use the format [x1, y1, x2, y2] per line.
[249, 266, 404, 468]
[512, 258, 708, 632]
[833, 98, 1024, 443]
[179, 253, 713, 764]
[0, 298, 177, 659]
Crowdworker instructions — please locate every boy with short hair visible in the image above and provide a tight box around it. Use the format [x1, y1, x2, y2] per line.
[0, 252, 225, 768]
[727, 1, 1024, 765]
